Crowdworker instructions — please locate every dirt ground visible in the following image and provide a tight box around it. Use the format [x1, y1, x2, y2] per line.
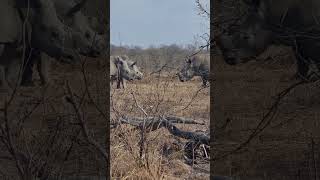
[213, 49, 320, 179]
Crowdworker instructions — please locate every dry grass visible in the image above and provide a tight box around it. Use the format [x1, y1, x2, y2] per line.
[110, 72, 210, 179]
[0, 58, 107, 179]
[213, 50, 320, 179]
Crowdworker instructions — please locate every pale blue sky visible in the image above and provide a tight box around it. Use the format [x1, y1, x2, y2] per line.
[110, 0, 209, 48]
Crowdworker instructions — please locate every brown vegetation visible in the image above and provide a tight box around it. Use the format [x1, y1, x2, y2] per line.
[0, 57, 107, 179]
[213, 47, 320, 179]
[110, 45, 210, 179]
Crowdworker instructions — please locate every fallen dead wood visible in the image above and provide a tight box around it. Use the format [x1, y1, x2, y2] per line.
[116, 116, 210, 145]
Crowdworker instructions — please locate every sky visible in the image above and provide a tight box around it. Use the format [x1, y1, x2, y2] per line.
[110, 0, 209, 48]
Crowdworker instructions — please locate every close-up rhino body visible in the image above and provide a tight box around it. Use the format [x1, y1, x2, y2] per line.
[53, 0, 106, 57]
[177, 54, 210, 87]
[215, 0, 320, 79]
[0, 0, 79, 90]
[19, 0, 107, 86]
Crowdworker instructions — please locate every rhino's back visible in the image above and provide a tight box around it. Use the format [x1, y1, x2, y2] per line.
[0, 0, 22, 43]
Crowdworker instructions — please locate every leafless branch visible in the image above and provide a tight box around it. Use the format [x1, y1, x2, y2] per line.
[213, 79, 318, 161]
[64, 82, 107, 161]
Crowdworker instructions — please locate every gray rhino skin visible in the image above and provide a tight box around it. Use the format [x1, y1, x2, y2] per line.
[20, 0, 107, 86]
[0, 0, 78, 90]
[177, 54, 210, 87]
[110, 56, 137, 89]
[114, 55, 143, 89]
[53, 0, 106, 57]
[216, 0, 320, 79]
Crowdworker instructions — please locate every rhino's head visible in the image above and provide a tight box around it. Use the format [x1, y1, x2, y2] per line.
[31, 0, 78, 63]
[119, 55, 143, 80]
[128, 60, 143, 80]
[215, 0, 272, 65]
[114, 56, 135, 81]
[61, 1, 106, 58]
[66, 14, 106, 58]
[177, 57, 196, 82]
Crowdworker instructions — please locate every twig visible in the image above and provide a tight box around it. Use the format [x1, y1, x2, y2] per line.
[65, 82, 107, 161]
[213, 79, 316, 161]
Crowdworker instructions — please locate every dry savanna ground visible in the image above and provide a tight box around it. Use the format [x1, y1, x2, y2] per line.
[213, 46, 320, 180]
[110, 71, 210, 179]
[0, 57, 107, 179]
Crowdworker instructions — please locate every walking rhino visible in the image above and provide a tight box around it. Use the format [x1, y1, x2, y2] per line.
[177, 54, 210, 87]
[0, 0, 78, 90]
[215, 0, 320, 80]
[20, 0, 107, 86]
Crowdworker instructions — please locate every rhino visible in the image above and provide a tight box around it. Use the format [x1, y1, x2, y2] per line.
[113, 55, 143, 89]
[110, 56, 138, 89]
[177, 54, 210, 87]
[0, 0, 78, 90]
[120, 55, 143, 88]
[215, 0, 320, 80]
[20, 0, 107, 86]
[53, 0, 106, 56]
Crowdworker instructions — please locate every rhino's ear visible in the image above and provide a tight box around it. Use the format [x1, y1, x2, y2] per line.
[114, 56, 122, 64]
[66, 0, 88, 17]
[131, 61, 137, 67]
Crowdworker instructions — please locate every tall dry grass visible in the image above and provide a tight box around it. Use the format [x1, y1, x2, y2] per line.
[110, 71, 210, 179]
[213, 47, 320, 179]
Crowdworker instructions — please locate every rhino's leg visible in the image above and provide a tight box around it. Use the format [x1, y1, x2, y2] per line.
[202, 78, 208, 87]
[36, 54, 50, 86]
[0, 46, 4, 89]
[0, 45, 4, 56]
[201, 74, 210, 87]
[110, 78, 114, 88]
[315, 63, 320, 77]
[0, 66, 10, 91]
[296, 56, 310, 79]
[5, 56, 25, 89]
[116, 78, 121, 89]
[21, 49, 38, 86]
[121, 79, 126, 89]
[293, 45, 310, 80]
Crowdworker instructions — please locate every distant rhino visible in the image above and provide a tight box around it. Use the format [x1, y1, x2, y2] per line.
[114, 55, 143, 88]
[110, 56, 137, 89]
[216, 0, 320, 80]
[0, 0, 78, 90]
[20, 0, 107, 86]
[177, 54, 210, 87]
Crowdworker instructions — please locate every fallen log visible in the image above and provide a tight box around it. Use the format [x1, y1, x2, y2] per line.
[116, 115, 210, 145]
